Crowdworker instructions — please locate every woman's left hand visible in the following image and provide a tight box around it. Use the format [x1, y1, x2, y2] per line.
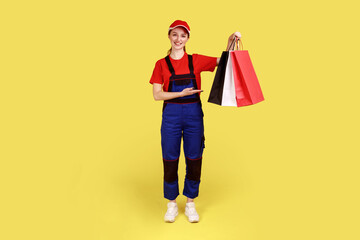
[226, 32, 242, 51]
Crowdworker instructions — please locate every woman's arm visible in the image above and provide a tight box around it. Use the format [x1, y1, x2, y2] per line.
[216, 31, 242, 66]
[153, 83, 203, 101]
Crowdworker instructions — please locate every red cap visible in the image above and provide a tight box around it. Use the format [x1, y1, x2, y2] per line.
[168, 20, 190, 36]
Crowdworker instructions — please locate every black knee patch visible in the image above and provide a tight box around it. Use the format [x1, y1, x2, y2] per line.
[185, 157, 202, 181]
[163, 159, 179, 182]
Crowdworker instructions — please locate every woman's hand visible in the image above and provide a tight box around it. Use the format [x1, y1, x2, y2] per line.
[226, 31, 242, 51]
[153, 84, 203, 101]
[180, 87, 203, 97]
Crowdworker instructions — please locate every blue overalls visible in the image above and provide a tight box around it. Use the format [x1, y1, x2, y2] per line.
[161, 54, 205, 200]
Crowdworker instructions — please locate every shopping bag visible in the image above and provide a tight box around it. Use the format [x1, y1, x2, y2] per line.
[208, 38, 264, 107]
[231, 43, 264, 107]
[221, 50, 237, 106]
[207, 51, 229, 105]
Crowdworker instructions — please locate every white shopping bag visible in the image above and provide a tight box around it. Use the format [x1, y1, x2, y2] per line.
[221, 50, 237, 106]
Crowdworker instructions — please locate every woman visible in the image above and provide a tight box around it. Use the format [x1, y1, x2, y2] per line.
[149, 20, 241, 223]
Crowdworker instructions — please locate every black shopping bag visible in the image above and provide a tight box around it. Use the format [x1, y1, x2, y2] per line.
[207, 51, 229, 105]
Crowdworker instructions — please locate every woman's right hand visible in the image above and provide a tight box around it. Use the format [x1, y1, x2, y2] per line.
[226, 31, 242, 51]
[180, 87, 203, 97]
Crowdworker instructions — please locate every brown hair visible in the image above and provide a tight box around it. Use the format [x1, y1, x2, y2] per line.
[167, 28, 188, 56]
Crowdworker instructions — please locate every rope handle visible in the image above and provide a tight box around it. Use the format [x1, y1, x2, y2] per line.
[229, 37, 243, 51]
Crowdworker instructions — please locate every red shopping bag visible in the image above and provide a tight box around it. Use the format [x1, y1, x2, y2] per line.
[231, 40, 264, 107]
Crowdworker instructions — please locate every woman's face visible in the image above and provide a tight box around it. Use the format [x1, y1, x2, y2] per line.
[168, 27, 189, 51]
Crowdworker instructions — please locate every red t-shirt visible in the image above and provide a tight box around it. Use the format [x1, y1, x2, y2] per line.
[149, 52, 217, 92]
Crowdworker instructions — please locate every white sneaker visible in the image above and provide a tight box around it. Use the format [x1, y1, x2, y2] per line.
[185, 202, 199, 223]
[164, 202, 178, 223]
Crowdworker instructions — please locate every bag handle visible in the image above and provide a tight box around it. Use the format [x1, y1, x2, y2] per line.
[235, 38, 243, 50]
[229, 37, 243, 51]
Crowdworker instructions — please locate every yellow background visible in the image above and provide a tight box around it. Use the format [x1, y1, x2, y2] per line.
[1, 0, 359, 239]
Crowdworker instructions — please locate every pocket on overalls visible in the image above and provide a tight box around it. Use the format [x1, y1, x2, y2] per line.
[174, 79, 191, 85]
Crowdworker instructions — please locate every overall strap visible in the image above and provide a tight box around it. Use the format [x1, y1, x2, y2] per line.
[165, 56, 175, 75]
[187, 54, 198, 90]
[165, 54, 194, 75]
[188, 54, 194, 74]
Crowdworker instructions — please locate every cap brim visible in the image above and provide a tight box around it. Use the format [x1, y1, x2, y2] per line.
[168, 25, 190, 35]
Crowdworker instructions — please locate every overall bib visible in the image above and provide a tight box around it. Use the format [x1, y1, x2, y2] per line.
[161, 54, 205, 200]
